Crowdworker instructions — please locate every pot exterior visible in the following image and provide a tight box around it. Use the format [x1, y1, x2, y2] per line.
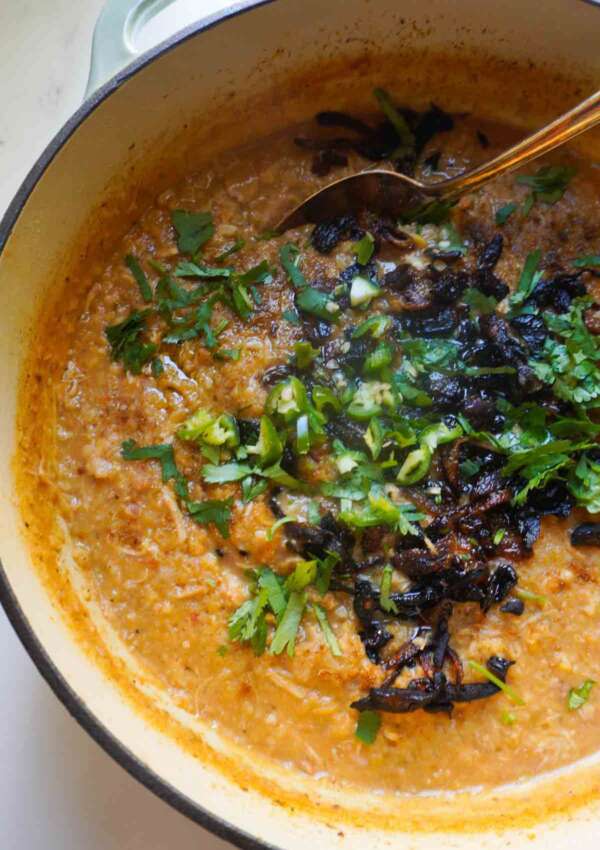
[1, 1, 600, 848]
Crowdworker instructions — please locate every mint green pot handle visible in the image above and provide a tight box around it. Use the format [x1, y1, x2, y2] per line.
[85, 0, 178, 97]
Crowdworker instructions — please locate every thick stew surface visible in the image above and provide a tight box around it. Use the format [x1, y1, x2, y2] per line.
[22, 92, 600, 794]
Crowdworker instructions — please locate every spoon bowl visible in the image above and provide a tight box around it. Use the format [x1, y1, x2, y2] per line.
[276, 89, 600, 231]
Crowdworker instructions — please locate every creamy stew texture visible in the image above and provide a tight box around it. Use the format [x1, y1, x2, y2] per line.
[19, 94, 600, 797]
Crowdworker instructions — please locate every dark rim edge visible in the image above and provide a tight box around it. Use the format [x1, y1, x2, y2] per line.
[0, 558, 279, 850]
[0, 2, 283, 849]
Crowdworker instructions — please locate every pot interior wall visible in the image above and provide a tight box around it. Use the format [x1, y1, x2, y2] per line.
[2, 0, 600, 847]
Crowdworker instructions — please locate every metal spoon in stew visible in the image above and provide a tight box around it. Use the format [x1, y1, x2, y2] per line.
[275, 89, 600, 232]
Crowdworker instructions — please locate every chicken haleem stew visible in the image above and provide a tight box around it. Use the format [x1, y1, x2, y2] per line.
[17, 86, 600, 810]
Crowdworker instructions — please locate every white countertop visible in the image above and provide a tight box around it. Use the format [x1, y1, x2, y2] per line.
[0, 2, 234, 848]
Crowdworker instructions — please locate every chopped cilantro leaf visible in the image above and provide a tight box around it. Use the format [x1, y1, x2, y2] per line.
[216, 239, 245, 262]
[355, 710, 381, 745]
[530, 298, 600, 409]
[467, 660, 525, 705]
[121, 438, 188, 502]
[402, 198, 456, 225]
[255, 228, 279, 241]
[202, 461, 253, 483]
[515, 587, 547, 608]
[236, 260, 273, 286]
[509, 249, 543, 309]
[568, 452, 600, 513]
[495, 202, 518, 225]
[125, 254, 153, 303]
[568, 679, 596, 710]
[521, 192, 535, 218]
[214, 348, 240, 361]
[573, 255, 600, 269]
[121, 439, 177, 480]
[515, 164, 576, 205]
[282, 308, 300, 325]
[463, 287, 499, 316]
[296, 286, 340, 321]
[280, 243, 307, 288]
[314, 552, 339, 595]
[228, 589, 269, 653]
[460, 457, 482, 479]
[285, 559, 318, 592]
[372, 87, 415, 156]
[155, 273, 200, 314]
[171, 209, 214, 254]
[270, 590, 306, 656]
[174, 260, 232, 278]
[267, 515, 294, 541]
[294, 341, 319, 369]
[105, 310, 156, 373]
[354, 232, 375, 265]
[241, 476, 268, 503]
[379, 564, 398, 613]
[162, 301, 218, 348]
[310, 603, 342, 657]
[257, 567, 287, 620]
[186, 497, 233, 538]
[501, 711, 517, 726]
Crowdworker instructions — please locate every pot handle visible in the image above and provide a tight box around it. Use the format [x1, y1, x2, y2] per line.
[85, 0, 178, 97]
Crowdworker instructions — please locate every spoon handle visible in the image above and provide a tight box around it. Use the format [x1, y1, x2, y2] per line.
[440, 89, 600, 197]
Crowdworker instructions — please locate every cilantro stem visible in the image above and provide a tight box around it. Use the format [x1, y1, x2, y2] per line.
[468, 660, 525, 705]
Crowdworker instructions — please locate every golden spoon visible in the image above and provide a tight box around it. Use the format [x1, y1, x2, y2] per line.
[276, 89, 600, 231]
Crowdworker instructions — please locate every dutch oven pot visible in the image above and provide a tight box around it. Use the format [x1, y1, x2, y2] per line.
[2, 1, 600, 847]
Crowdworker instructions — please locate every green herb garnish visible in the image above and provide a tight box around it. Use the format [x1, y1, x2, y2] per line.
[379, 564, 398, 613]
[372, 87, 415, 157]
[280, 243, 307, 288]
[216, 239, 245, 262]
[241, 476, 268, 503]
[311, 603, 342, 656]
[202, 461, 253, 483]
[355, 710, 381, 745]
[171, 209, 214, 254]
[467, 660, 525, 705]
[516, 164, 576, 206]
[294, 341, 319, 369]
[515, 587, 548, 608]
[568, 679, 596, 710]
[125, 254, 153, 303]
[214, 348, 241, 361]
[495, 202, 518, 226]
[500, 711, 517, 726]
[121, 438, 188, 505]
[354, 232, 375, 265]
[186, 497, 234, 538]
[122, 439, 178, 482]
[267, 515, 294, 541]
[509, 249, 543, 308]
[573, 255, 600, 269]
[282, 308, 300, 325]
[296, 286, 340, 321]
[174, 260, 232, 279]
[105, 310, 156, 373]
[270, 590, 306, 656]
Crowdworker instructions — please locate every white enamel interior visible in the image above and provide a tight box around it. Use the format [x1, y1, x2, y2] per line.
[1, 1, 600, 847]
